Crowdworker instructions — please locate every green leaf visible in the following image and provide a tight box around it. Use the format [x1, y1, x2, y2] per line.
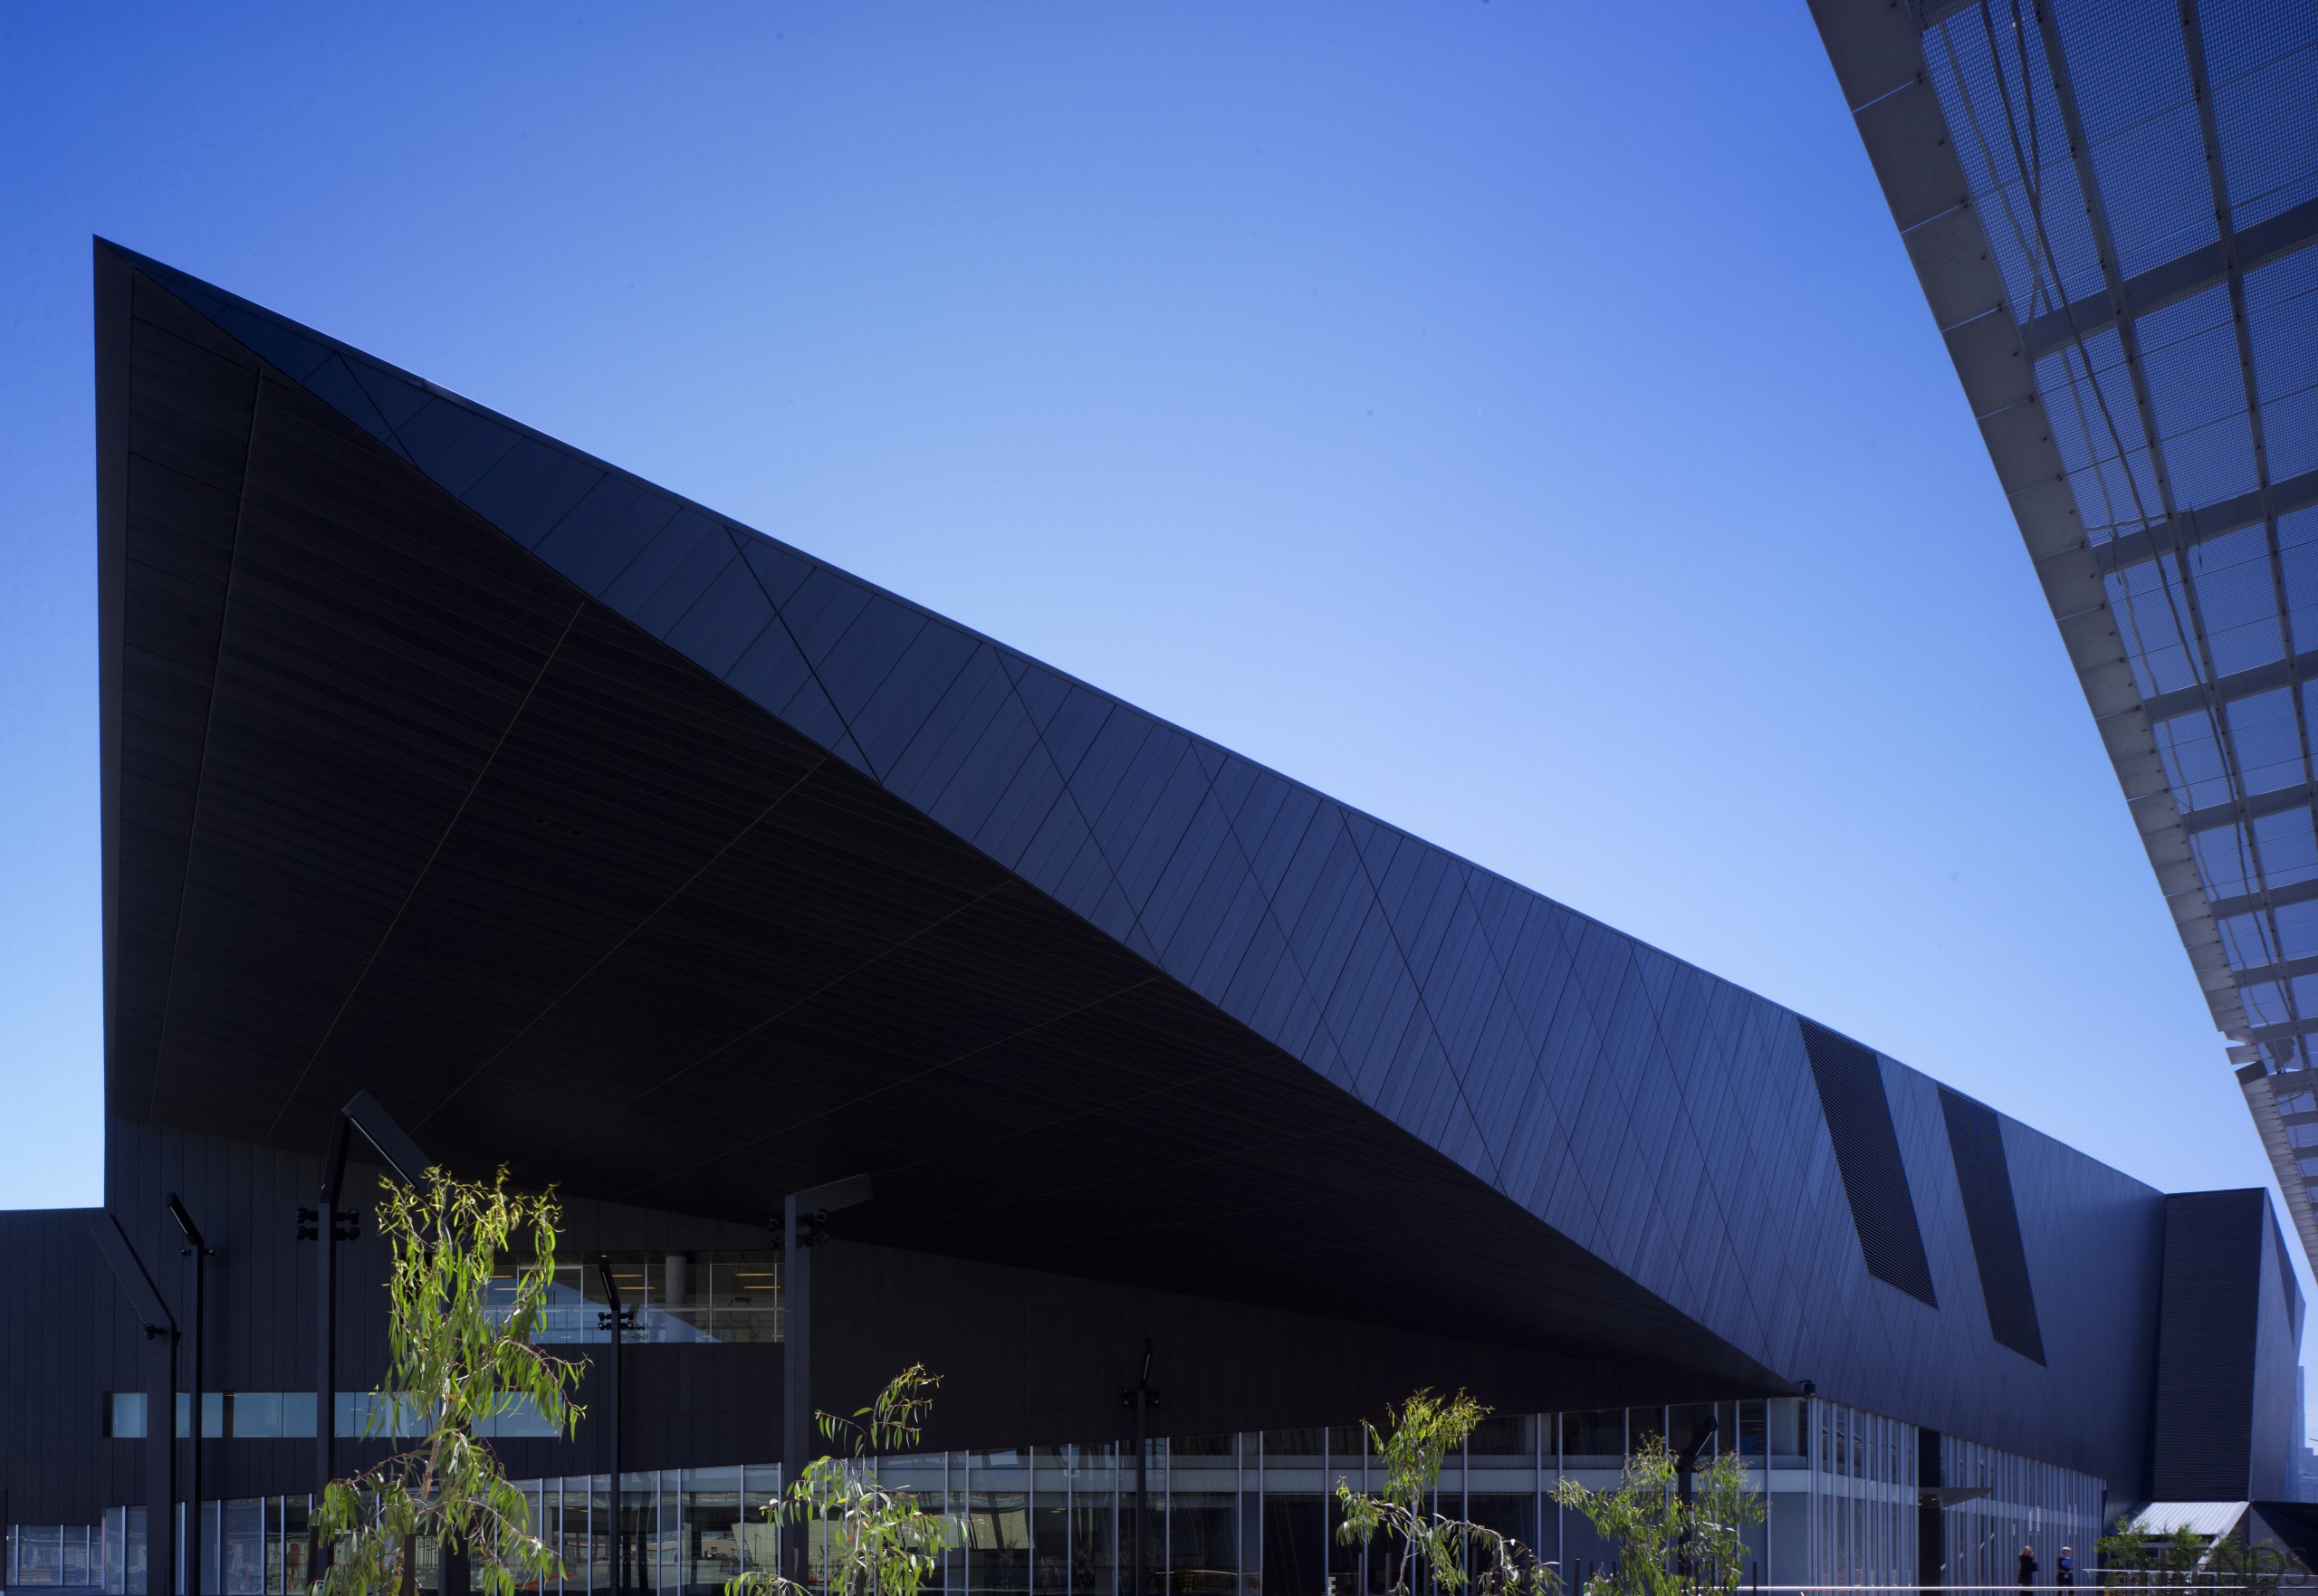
[310, 1168, 587, 1596]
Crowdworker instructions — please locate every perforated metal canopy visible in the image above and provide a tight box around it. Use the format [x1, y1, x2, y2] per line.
[1809, 0, 2318, 1264]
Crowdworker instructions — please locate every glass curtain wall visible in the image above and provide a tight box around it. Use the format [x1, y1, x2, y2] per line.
[91, 1400, 2110, 1594]
[1932, 1435, 2106, 1591]
[492, 1253, 785, 1345]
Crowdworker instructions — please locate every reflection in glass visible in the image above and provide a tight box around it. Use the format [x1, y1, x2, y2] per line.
[1464, 1497, 1535, 1588]
[685, 1467, 742, 1596]
[742, 1467, 781, 1582]
[1669, 1405, 1714, 1460]
[1168, 1493, 1235, 1593]
[492, 1253, 785, 1344]
[1466, 1415, 1532, 1467]
[1767, 1400, 1806, 1465]
[1324, 1486, 1362, 1596]
[968, 1489, 1029, 1596]
[1561, 1411, 1623, 1468]
[1070, 1454, 1115, 1596]
[1263, 1495, 1323, 1596]
[589, 1478, 613, 1595]
[81, 1394, 2119, 1596]
[1032, 1457, 1069, 1596]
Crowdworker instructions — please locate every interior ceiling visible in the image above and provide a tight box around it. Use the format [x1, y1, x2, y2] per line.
[98, 248, 1779, 1393]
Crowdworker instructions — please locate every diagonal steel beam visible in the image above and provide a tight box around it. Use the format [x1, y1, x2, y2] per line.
[2019, 196, 2318, 360]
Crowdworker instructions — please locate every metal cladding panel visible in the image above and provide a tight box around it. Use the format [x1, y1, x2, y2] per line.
[2153, 1190, 2268, 1498]
[97, 244, 2176, 1486]
[2252, 1200, 2306, 1500]
[1938, 1087, 2048, 1364]
[1799, 1019, 1940, 1306]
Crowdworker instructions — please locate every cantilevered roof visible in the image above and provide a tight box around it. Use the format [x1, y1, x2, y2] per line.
[92, 242, 2171, 1480]
[1810, 0, 2318, 1266]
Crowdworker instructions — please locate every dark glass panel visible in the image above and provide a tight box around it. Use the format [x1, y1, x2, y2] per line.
[1262, 1429, 1324, 1462]
[1562, 1411, 1624, 1467]
[1033, 1486, 1068, 1596]
[1168, 1494, 1235, 1592]
[229, 1392, 281, 1438]
[968, 1490, 1030, 1596]
[589, 1478, 614, 1594]
[1467, 1414, 1534, 1465]
[1071, 1488, 1115, 1596]
[1325, 1487, 1362, 1596]
[662, 1477, 685, 1596]
[1356, 1516, 1409, 1596]
[223, 1500, 264, 1596]
[1767, 1400, 1806, 1465]
[279, 1500, 308, 1595]
[685, 1468, 742, 1596]
[262, 1499, 283, 1596]
[1670, 1404, 1715, 1458]
[1262, 1496, 1325, 1596]
[742, 1468, 781, 1579]
[1463, 1496, 1537, 1586]
[107, 1391, 148, 1438]
[280, 1393, 318, 1439]
[617, 1477, 655, 1596]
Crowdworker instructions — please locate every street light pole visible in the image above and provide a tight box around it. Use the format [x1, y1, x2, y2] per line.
[302, 1093, 432, 1586]
[91, 1215, 177, 1596]
[167, 1198, 212, 1596]
[779, 1174, 872, 1588]
[595, 1257, 629, 1596]
[1120, 1342, 1160, 1596]
[1674, 1415, 1717, 1582]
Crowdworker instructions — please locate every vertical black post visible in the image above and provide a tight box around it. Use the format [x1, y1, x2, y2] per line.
[308, 1094, 432, 1590]
[167, 1198, 210, 1596]
[1120, 1342, 1158, 1596]
[154, 1323, 177, 1596]
[595, 1258, 625, 1596]
[1673, 1416, 1715, 1583]
[92, 1214, 177, 1596]
[777, 1175, 872, 1591]
[1135, 1379, 1146, 1596]
[781, 1194, 808, 1589]
[313, 1114, 350, 1585]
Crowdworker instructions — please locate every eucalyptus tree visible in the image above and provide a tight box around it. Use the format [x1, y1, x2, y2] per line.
[1335, 1389, 1559, 1596]
[1552, 1434, 1759, 1596]
[728, 1364, 953, 1596]
[312, 1169, 586, 1596]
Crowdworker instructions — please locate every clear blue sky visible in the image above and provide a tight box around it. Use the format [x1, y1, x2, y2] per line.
[2, 3, 2302, 1389]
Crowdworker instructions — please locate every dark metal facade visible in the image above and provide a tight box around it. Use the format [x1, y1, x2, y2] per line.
[12, 238, 2290, 1551]
[2151, 1190, 2305, 1499]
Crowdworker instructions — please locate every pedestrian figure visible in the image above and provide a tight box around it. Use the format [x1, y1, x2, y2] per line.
[2057, 1547, 2075, 1588]
[2019, 1545, 2038, 1591]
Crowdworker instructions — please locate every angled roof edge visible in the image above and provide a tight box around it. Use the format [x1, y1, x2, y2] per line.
[99, 242, 2176, 1376]
[96, 238, 1818, 1057]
